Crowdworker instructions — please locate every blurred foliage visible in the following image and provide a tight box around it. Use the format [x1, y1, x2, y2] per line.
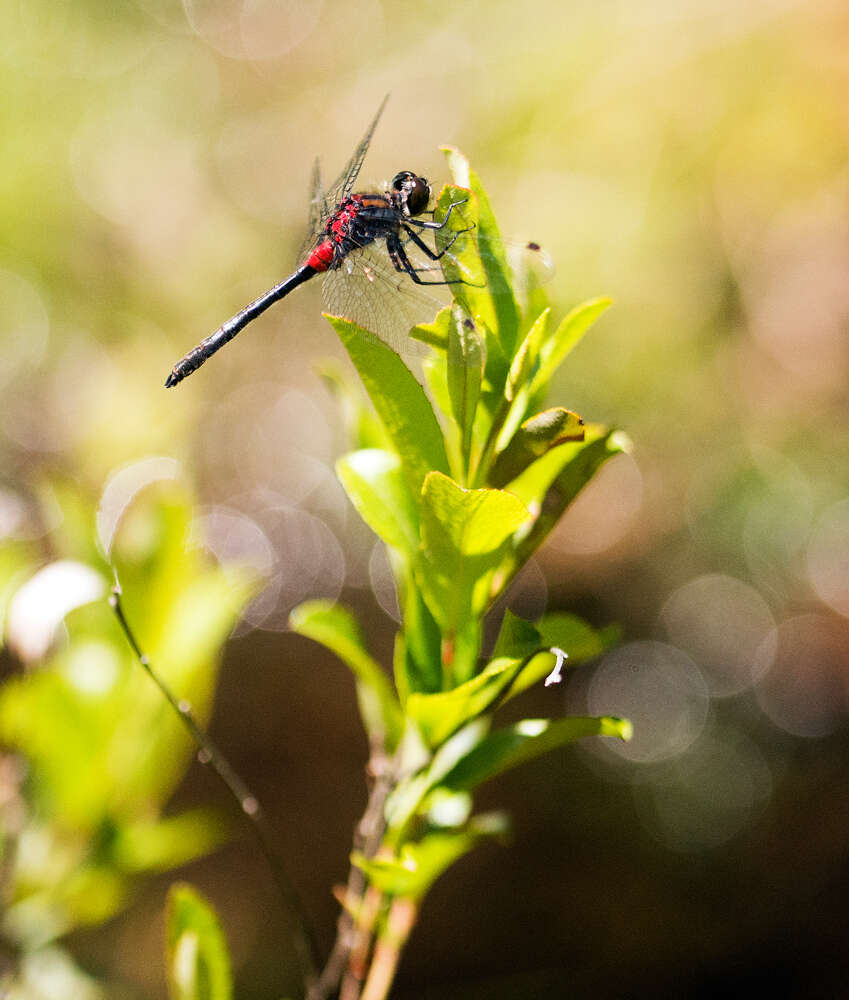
[166, 883, 232, 1000]
[0, 478, 255, 996]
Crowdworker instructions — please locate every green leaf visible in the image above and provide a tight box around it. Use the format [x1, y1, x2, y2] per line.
[114, 809, 228, 874]
[505, 308, 550, 403]
[416, 472, 530, 680]
[441, 716, 632, 792]
[536, 612, 620, 661]
[506, 425, 627, 511]
[509, 429, 629, 570]
[510, 617, 620, 696]
[491, 608, 542, 659]
[446, 310, 483, 472]
[530, 297, 613, 398]
[289, 600, 402, 748]
[352, 833, 474, 900]
[327, 316, 450, 496]
[405, 653, 547, 747]
[410, 304, 451, 351]
[353, 814, 506, 901]
[395, 575, 443, 698]
[336, 449, 419, 555]
[155, 568, 257, 687]
[420, 354, 454, 467]
[166, 883, 232, 1000]
[492, 309, 559, 458]
[489, 408, 585, 488]
[385, 719, 489, 833]
[440, 150, 521, 360]
[420, 472, 529, 559]
[403, 618, 617, 747]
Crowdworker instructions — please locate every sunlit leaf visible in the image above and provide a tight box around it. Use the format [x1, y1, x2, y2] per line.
[395, 577, 443, 698]
[509, 429, 629, 568]
[327, 315, 450, 495]
[491, 608, 542, 659]
[0, 648, 121, 828]
[441, 150, 521, 361]
[505, 308, 549, 403]
[420, 473, 528, 557]
[354, 813, 506, 901]
[489, 408, 585, 488]
[491, 611, 618, 693]
[385, 719, 490, 832]
[405, 653, 546, 748]
[410, 304, 451, 351]
[446, 311, 483, 471]
[441, 715, 632, 792]
[529, 297, 613, 398]
[536, 612, 620, 661]
[336, 449, 418, 555]
[416, 472, 530, 680]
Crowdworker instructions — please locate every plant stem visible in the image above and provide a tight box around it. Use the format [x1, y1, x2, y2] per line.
[109, 581, 321, 993]
[339, 884, 384, 1000]
[360, 898, 418, 1000]
[308, 747, 395, 1000]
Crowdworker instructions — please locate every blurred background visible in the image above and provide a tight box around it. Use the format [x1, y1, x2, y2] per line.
[1, 0, 849, 996]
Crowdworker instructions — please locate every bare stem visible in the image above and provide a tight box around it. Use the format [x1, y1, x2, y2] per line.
[360, 898, 418, 1000]
[109, 580, 321, 993]
[308, 747, 395, 1000]
[339, 884, 384, 1000]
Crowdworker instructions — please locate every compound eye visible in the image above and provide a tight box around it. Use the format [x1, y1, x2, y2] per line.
[391, 171, 411, 191]
[406, 175, 431, 216]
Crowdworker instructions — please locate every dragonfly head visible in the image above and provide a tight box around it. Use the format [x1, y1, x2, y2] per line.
[390, 171, 431, 217]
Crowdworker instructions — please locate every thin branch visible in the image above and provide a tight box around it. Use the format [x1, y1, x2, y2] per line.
[109, 579, 321, 992]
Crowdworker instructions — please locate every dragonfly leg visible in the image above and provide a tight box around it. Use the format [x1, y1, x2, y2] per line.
[386, 234, 468, 287]
[406, 198, 473, 232]
[402, 223, 466, 262]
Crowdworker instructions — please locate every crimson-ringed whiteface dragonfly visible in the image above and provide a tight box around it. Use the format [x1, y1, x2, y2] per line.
[166, 97, 551, 386]
[165, 96, 485, 387]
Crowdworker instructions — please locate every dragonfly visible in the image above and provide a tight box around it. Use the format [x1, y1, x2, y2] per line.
[165, 96, 475, 387]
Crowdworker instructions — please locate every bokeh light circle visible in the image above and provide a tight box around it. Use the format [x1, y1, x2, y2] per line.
[806, 500, 849, 618]
[658, 573, 775, 696]
[244, 505, 345, 631]
[550, 451, 642, 555]
[182, 0, 322, 60]
[633, 726, 773, 853]
[0, 269, 49, 391]
[369, 542, 400, 623]
[753, 614, 849, 738]
[586, 641, 710, 764]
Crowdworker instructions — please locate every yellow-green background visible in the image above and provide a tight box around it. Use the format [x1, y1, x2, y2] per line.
[2, 0, 848, 997]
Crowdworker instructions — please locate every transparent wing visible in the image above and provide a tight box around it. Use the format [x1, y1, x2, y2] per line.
[321, 241, 448, 360]
[320, 230, 554, 363]
[305, 156, 324, 241]
[324, 94, 389, 211]
[298, 95, 389, 264]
